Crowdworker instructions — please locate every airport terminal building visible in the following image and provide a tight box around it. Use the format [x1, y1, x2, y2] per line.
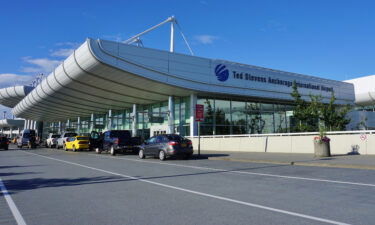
[0, 38, 356, 138]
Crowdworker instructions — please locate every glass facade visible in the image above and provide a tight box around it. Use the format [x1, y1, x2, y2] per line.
[196, 97, 293, 135]
[43, 95, 295, 139]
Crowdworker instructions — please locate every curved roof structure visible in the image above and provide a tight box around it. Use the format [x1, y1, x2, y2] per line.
[0, 86, 33, 108]
[0, 119, 24, 128]
[13, 39, 195, 121]
[345, 75, 375, 106]
[13, 38, 354, 121]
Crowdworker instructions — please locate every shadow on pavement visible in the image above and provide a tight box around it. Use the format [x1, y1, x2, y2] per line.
[3, 163, 290, 195]
[4, 176, 128, 195]
[0, 165, 42, 170]
[0, 172, 41, 177]
[191, 154, 229, 160]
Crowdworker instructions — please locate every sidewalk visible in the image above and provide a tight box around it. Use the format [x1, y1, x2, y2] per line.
[197, 150, 375, 170]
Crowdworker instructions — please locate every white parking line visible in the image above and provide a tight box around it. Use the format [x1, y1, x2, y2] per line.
[91, 153, 375, 188]
[24, 151, 350, 225]
[0, 178, 27, 225]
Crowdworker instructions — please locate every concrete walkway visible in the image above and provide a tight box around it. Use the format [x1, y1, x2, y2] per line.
[197, 150, 375, 170]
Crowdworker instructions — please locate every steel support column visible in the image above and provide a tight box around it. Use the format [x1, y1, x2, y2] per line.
[190, 93, 198, 136]
[132, 104, 137, 137]
[167, 96, 175, 134]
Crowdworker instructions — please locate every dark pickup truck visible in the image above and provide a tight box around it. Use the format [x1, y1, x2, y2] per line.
[90, 130, 142, 155]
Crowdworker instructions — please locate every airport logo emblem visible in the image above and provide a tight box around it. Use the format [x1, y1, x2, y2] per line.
[215, 64, 229, 82]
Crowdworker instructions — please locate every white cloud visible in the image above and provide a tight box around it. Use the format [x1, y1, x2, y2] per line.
[194, 35, 219, 44]
[0, 73, 35, 88]
[102, 34, 123, 42]
[50, 42, 80, 58]
[21, 57, 61, 75]
[50, 48, 75, 57]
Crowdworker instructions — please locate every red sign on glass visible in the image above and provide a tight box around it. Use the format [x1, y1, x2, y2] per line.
[195, 104, 204, 122]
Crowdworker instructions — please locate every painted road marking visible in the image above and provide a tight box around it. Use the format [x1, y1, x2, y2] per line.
[24, 151, 350, 225]
[90, 153, 375, 188]
[0, 178, 27, 225]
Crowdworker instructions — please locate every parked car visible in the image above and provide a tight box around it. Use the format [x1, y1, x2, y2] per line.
[17, 129, 37, 149]
[46, 133, 61, 148]
[64, 136, 90, 151]
[138, 134, 193, 161]
[56, 132, 77, 149]
[0, 136, 9, 150]
[91, 130, 142, 155]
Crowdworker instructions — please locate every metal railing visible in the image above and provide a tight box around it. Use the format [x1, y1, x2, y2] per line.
[189, 130, 375, 139]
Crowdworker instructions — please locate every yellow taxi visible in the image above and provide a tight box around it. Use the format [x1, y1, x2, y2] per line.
[64, 136, 90, 151]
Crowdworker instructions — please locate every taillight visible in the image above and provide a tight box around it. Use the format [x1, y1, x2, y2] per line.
[187, 140, 192, 146]
[6, 141, 9, 145]
[168, 141, 178, 146]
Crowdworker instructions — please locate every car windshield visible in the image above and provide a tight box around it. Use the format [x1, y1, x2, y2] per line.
[77, 137, 89, 140]
[52, 135, 60, 138]
[110, 131, 131, 138]
[65, 133, 77, 137]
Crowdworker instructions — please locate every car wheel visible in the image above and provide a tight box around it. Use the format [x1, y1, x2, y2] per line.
[139, 149, 145, 159]
[159, 150, 166, 161]
[110, 146, 116, 156]
[56, 144, 60, 149]
[4, 146, 8, 150]
[95, 148, 101, 154]
[72, 145, 76, 152]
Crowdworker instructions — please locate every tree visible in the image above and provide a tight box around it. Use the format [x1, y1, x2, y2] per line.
[290, 81, 351, 132]
[290, 81, 317, 132]
[204, 99, 214, 124]
[321, 92, 351, 131]
[305, 94, 323, 132]
[245, 102, 265, 134]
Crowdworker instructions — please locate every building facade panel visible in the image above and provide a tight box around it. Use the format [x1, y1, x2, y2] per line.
[0, 38, 356, 138]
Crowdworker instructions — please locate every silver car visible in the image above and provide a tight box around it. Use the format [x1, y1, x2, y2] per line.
[46, 133, 61, 148]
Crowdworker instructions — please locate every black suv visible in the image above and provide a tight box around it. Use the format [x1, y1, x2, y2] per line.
[0, 136, 9, 150]
[90, 130, 142, 155]
[139, 134, 193, 161]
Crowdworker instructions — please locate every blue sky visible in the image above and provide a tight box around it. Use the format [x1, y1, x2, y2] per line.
[0, 0, 374, 115]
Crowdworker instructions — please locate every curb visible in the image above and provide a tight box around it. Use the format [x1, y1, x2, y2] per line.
[208, 157, 375, 170]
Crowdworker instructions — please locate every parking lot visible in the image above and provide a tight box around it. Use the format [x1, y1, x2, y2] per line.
[1, 146, 375, 225]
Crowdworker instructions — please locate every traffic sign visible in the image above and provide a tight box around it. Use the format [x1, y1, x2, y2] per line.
[195, 104, 204, 122]
[360, 133, 367, 141]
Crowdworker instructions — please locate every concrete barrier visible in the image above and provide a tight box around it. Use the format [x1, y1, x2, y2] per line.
[190, 131, 375, 155]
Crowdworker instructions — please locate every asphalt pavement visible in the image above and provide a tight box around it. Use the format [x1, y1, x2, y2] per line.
[1, 145, 375, 225]
[199, 150, 375, 170]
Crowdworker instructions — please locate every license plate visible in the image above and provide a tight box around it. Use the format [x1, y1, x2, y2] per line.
[181, 143, 187, 147]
